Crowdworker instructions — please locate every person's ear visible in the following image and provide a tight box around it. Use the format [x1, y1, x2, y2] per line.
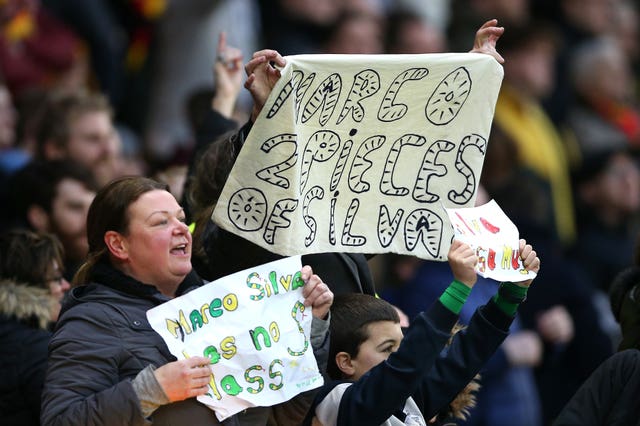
[104, 230, 128, 260]
[43, 139, 65, 160]
[335, 352, 355, 378]
[27, 205, 50, 232]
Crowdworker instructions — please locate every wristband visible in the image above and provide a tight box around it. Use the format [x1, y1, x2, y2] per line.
[498, 283, 527, 304]
[439, 279, 472, 315]
[493, 282, 528, 316]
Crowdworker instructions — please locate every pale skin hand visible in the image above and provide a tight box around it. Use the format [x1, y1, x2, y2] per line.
[300, 265, 333, 320]
[469, 18, 505, 64]
[154, 356, 212, 402]
[502, 330, 543, 367]
[244, 49, 286, 122]
[536, 305, 574, 344]
[211, 31, 244, 118]
[514, 239, 540, 288]
[448, 239, 479, 289]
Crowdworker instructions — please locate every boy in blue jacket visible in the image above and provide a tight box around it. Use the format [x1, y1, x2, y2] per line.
[304, 239, 540, 426]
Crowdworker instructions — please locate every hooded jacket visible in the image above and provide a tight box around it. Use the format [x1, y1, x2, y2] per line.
[0, 280, 52, 426]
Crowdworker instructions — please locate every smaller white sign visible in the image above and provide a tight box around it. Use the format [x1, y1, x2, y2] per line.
[446, 200, 537, 282]
[147, 256, 323, 421]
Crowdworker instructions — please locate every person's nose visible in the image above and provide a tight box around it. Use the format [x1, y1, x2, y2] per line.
[61, 278, 71, 292]
[173, 218, 190, 234]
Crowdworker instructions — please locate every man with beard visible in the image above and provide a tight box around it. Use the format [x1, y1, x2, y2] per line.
[7, 159, 97, 281]
[35, 91, 122, 187]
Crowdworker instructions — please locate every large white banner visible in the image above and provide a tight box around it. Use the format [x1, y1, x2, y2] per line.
[213, 53, 503, 261]
[147, 256, 323, 421]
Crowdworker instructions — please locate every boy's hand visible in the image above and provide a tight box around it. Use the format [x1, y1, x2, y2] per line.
[514, 239, 540, 288]
[469, 19, 505, 64]
[301, 265, 333, 320]
[448, 239, 479, 288]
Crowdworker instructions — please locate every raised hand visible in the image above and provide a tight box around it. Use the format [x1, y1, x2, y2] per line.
[514, 239, 540, 288]
[301, 265, 333, 320]
[448, 239, 479, 288]
[244, 49, 286, 122]
[212, 31, 244, 118]
[469, 19, 505, 64]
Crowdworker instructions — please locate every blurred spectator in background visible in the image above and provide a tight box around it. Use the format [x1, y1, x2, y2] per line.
[7, 159, 97, 280]
[34, 90, 123, 187]
[0, 83, 17, 160]
[11, 88, 47, 158]
[385, 8, 447, 54]
[393, 0, 450, 32]
[144, 0, 257, 162]
[151, 148, 189, 204]
[259, 0, 343, 55]
[566, 36, 640, 158]
[0, 0, 88, 99]
[0, 229, 68, 425]
[41, 0, 130, 110]
[483, 21, 575, 246]
[0, 229, 68, 321]
[182, 31, 244, 224]
[323, 7, 385, 54]
[0, 82, 21, 202]
[572, 148, 640, 293]
[543, 0, 617, 125]
[480, 22, 614, 422]
[611, 0, 639, 84]
[447, 0, 530, 53]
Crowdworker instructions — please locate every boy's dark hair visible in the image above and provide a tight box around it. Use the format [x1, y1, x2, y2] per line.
[327, 293, 400, 380]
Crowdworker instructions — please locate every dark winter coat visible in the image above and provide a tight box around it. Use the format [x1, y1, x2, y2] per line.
[0, 280, 52, 426]
[40, 262, 220, 426]
[553, 349, 640, 426]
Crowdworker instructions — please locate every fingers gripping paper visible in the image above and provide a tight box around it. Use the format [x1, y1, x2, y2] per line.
[213, 54, 503, 260]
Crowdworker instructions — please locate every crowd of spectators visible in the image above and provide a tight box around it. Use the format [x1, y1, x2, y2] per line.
[1, 0, 639, 425]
